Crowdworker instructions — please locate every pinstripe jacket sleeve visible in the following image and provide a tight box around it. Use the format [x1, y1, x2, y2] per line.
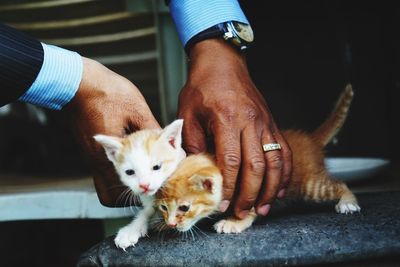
[0, 24, 83, 110]
[0, 23, 43, 107]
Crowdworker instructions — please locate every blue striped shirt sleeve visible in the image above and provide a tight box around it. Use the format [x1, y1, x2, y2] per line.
[18, 43, 83, 110]
[169, 0, 249, 47]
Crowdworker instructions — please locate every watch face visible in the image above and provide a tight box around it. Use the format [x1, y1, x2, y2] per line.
[232, 22, 254, 43]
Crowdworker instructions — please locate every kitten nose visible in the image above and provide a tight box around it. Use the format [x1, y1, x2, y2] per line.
[139, 183, 150, 191]
[168, 223, 177, 228]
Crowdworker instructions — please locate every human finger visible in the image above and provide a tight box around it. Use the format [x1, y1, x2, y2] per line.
[256, 131, 283, 215]
[213, 123, 241, 212]
[179, 114, 207, 154]
[272, 129, 292, 198]
[234, 124, 265, 219]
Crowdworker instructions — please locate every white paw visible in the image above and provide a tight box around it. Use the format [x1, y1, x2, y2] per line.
[214, 219, 244, 234]
[114, 224, 148, 251]
[335, 202, 361, 214]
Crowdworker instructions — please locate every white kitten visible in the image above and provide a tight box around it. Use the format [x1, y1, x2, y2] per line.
[94, 119, 185, 250]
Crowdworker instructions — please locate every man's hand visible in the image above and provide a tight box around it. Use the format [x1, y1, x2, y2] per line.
[179, 39, 292, 218]
[62, 57, 160, 206]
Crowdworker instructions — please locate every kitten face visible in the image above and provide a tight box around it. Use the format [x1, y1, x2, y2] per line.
[94, 120, 185, 196]
[155, 154, 222, 232]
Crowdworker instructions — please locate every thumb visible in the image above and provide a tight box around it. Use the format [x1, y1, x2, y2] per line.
[126, 97, 161, 132]
[181, 116, 207, 154]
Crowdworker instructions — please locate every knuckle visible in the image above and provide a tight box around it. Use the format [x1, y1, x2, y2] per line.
[223, 180, 235, 193]
[223, 153, 241, 170]
[283, 148, 293, 160]
[216, 104, 237, 123]
[222, 188, 234, 200]
[222, 178, 236, 197]
[238, 195, 257, 208]
[266, 154, 284, 170]
[283, 167, 292, 182]
[243, 194, 257, 205]
[281, 177, 291, 188]
[246, 158, 265, 175]
[243, 105, 259, 121]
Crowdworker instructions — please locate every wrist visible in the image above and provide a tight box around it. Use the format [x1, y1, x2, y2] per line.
[188, 39, 249, 87]
[188, 39, 248, 80]
[69, 57, 102, 109]
[68, 58, 127, 111]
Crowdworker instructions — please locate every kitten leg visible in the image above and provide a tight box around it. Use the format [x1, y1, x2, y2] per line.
[302, 176, 360, 214]
[214, 209, 257, 234]
[335, 186, 361, 214]
[114, 205, 155, 250]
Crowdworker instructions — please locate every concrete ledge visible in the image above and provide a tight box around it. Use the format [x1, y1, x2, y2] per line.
[78, 192, 400, 266]
[0, 176, 130, 221]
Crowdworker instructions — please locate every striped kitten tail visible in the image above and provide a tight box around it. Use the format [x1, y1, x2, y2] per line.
[302, 176, 360, 214]
[312, 84, 354, 147]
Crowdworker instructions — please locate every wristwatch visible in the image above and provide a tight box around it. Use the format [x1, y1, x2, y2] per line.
[185, 21, 254, 55]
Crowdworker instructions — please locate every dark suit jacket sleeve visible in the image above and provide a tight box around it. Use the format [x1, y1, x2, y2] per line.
[0, 23, 44, 107]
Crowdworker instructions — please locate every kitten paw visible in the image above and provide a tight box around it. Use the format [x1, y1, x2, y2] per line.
[214, 219, 244, 234]
[114, 225, 148, 251]
[335, 202, 361, 214]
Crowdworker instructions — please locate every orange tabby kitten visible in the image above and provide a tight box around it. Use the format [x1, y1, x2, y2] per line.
[156, 85, 360, 234]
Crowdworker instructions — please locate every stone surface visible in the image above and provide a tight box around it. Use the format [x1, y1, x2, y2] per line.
[78, 192, 400, 267]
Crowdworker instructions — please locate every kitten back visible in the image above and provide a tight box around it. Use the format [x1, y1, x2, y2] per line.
[312, 84, 354, 147]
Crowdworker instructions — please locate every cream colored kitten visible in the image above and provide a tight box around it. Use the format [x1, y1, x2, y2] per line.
[156, 85, 360, 235]
[94, 119, 185, 250]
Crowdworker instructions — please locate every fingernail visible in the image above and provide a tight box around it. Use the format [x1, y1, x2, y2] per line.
[238, 210, 249, 219]
[277, 188, 286, 199]
[257, 204, 271, 216]
[219, 200, 230, 212]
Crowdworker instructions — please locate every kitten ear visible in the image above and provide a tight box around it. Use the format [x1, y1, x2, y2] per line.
[160, 119, 183, 149]
[93, 135, 123, 163]
[189, 175, 213, 192]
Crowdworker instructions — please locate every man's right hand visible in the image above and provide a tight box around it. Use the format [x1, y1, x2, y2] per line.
[178, 40, 292, 218]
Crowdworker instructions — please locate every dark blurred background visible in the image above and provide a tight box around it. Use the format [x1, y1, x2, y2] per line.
[0, 1, 399, 266]
[242, 0, 399, 160]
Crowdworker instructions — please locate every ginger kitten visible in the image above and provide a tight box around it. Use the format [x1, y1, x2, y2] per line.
[94, 119, 185, 249]
[156, 85, 360, 234]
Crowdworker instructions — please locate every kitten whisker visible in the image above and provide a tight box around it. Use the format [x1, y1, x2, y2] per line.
[182, 230, 187, 241]
[193, 225, 208, 237]
[192, 227, 200, 239]
[149, 217, 163, 224]
[115, 187, 131, 208]
[189, 228, 195, 241]
[129, 194, 139, 215]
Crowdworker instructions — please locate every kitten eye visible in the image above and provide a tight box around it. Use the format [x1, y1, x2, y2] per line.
[178, 205, 190, 212]
[152, 163, 162, 171]
[125, 169, 135, 176]
[159, 205, 168, 212]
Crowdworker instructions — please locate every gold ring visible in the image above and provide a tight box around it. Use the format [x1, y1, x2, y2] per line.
[263, 143, 281, 152]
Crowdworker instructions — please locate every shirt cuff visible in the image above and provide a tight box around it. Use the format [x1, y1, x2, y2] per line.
[169, 0, 249, 47]
[18, 43, 83, 110]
